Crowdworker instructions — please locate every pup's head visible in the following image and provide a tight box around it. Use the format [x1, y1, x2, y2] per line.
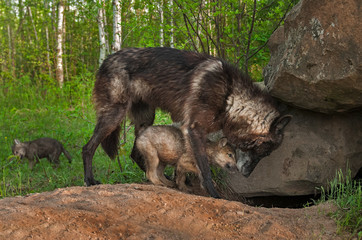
[12, 139, 27, 159]
[210, 138, 238, 172]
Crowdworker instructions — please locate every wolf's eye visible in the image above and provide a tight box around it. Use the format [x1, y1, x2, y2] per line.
[228, 153, 233, 158]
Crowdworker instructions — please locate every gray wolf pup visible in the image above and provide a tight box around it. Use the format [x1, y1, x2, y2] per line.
[82, 47, 291, 198]
[12, 138, 72, 169]
[136, 125, 237, 192]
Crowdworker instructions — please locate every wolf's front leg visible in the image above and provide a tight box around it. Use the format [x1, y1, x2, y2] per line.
[186, 127, 220, 198]
[28, 159, 36, 170]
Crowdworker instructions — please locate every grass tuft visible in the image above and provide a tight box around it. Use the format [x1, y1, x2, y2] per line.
[315, 169, 362, 239]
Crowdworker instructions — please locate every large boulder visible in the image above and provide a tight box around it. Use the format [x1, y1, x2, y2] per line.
[227, 106, 362, 197]
[263, 0, 362, 113]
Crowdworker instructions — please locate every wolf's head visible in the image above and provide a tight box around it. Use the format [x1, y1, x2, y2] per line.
[223, 92, 291, 177]
[11, 139, 27, 159]
[234, 115, 291, 177]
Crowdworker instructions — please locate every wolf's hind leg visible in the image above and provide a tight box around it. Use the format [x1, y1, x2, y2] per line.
[50, 150, 61, 168]
[130, 101, 155, 172]
[82, 102, 129, 186]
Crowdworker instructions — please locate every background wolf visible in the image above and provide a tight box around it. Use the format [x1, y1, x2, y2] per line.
[12, 138, 72, 169]
[82, 47, 291, 198]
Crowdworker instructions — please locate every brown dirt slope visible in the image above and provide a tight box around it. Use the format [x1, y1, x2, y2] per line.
[0, 183, 343, 240]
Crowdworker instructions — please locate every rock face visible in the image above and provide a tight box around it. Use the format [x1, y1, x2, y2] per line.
[227, 107, 362, 197]
[0, 184, 345, 239]
[242, 0, 362, 197]
[263, 0, 362, 113]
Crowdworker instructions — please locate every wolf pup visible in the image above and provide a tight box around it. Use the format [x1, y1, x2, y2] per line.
[82, 47, 291, 198]
[12, 138, 72, 169]
[136, 125, 237, 192]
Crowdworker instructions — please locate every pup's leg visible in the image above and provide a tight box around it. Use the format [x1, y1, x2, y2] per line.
[157, 163, 176, 188]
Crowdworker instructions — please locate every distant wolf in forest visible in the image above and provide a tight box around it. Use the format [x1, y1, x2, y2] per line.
[12, 138, 72, 169]
[136, 125, 237, 192]
[82, 47, 291, 198]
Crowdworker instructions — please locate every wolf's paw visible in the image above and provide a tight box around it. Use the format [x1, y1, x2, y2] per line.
[84, 177, 101, 186]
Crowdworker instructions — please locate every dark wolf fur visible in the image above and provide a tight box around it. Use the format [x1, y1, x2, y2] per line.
[12, 138, 72, 169]
[136, 125, 237, 192]
[82, 47, 291, 198]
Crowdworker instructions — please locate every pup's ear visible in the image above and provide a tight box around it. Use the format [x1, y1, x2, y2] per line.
[218, 137, 228, 148]
[14, 139, 21, 145]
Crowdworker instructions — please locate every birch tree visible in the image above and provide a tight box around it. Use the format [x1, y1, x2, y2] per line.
[170, 0, 174, 48]
[159, 1, 164, 47]
[97, 0, 107, 65]
[0, 0, 298, 84]
[44, 0, 52, 79]
[56, 0, 65, 88]
[112, 0, 122, 53]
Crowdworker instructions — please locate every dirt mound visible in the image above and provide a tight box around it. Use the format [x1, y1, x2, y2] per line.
[0, 183, 343, 239]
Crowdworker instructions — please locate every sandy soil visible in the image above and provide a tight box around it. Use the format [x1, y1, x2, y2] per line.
[0, 183, 346, 240]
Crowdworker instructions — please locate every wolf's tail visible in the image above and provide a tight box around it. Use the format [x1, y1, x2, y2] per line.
[62, 147, 72, 163]
[101, 125, 121, 159]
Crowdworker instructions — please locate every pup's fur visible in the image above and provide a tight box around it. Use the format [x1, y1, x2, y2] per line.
[12, 138, 72, 169]
[82, 47, 291, 198]
[136, 125, 237, 192]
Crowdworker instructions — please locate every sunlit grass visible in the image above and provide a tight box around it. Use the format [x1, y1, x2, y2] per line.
[0, 78, 172, 198]
[315, 169, 362, 239]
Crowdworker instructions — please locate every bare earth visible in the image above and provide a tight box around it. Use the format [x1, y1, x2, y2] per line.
[0, 183, 345, 240]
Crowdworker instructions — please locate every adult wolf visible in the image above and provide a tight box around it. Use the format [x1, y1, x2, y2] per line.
[82, 47, 291, 198]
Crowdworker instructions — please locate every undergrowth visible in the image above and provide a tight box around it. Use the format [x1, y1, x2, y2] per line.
[315, 169, 362, 239]
[0, 77, 172, 198]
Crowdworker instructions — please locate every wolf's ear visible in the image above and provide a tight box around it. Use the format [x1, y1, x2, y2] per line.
[219, 137, 228, 148]
[14, 139, 21, 145]
[272, 115, 292, 134]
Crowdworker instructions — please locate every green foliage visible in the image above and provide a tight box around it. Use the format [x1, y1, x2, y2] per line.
[0, 78, 175, 198]
[0, 0, 299, 200]
[0, 0, 298, 86]
[316, 169, 362, 238]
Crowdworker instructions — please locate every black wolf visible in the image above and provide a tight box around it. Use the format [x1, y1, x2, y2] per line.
[12, 138, 72, 169]
[82, 47, 291, 198]
[136, 125, 237, 192]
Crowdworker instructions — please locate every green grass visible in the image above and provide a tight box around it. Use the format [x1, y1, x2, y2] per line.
[4, 77, 361, 239]
[0, 77, 172, 198]
[316, 169, 362, 239]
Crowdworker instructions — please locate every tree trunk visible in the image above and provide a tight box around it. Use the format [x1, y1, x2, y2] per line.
[98, 0, 107, 66]
[45, 25, 52, 79]
[7, 24, 14, 77]
[112, 0, 122, 53]
[244, 0, 257, 75]
[170, 0, 174, 48]
[63, 4, 69, 83]
[44, 0, 52, 79]
[27, 6, 38, 42]
[159, 2, 164, 47]
[56, 0, 65, 88]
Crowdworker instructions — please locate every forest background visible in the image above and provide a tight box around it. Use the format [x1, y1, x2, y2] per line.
[0, 0, 298, 197]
